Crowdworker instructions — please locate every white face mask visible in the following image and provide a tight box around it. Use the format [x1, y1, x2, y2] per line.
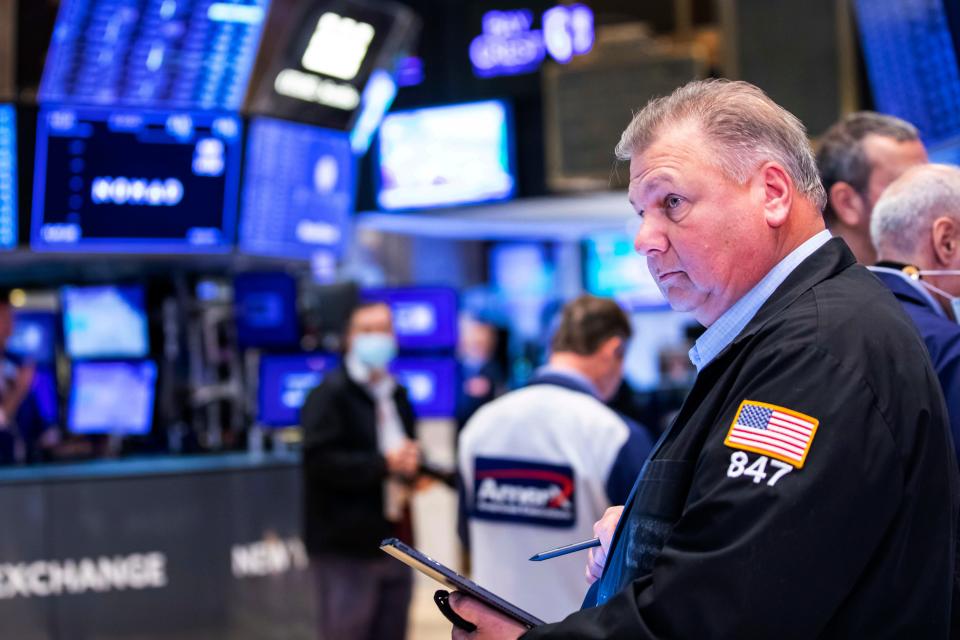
[908, 269, 960, 323]
[350, 332, 398, 370]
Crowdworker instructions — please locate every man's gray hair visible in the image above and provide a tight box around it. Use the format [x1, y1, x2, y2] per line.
[816, 111, 921, 222]
[614, 79, 827, 211]
[871, 164, 960, 260]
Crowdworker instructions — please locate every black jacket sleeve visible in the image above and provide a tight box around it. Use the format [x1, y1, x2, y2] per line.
[523, 342, 906, 639]
[300, 381, 388, 491]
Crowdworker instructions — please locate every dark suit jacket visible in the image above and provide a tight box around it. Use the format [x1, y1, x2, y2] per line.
[301, 366, 417, 557]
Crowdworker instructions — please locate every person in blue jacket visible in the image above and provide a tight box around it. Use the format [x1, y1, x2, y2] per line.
[870, 163, 960, 463]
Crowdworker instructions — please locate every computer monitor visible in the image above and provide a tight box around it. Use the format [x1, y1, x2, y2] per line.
[258, 353, 339, 426]
[390, 357, 456, 418]
[234, 273, 301, 348]
[31, 107, 242, 253]
[583, 232, 668, 310]
[361, 287, 458, 351]
[489, 243, 553, 299]
[376, 100, 516, 210]
[68, 360, 157, 435]
[854, 0, 960, 146]
[0, 104, 16, 249]
[8, 311, 58, 365]
[63, 285, 149, 359]
[239, 118, 355, 259]
[39, 0, 270, 111]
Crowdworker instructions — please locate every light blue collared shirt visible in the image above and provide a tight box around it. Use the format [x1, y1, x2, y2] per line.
[688, 229, 832, 371]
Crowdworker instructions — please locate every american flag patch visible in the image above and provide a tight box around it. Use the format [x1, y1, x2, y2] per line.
[724, 400, 819, 468]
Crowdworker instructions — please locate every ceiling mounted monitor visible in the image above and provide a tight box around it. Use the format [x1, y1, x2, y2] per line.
[31, 107, 242, 253]
[244, 0, 418, 148]
[39, 0, 271, 111]
[376, 100, 516, 211]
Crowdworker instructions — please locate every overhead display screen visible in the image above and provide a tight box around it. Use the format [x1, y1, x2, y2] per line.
[245, 0, 416, 133]
[377, 100, 516, 211]
[63, 285, 149, 359]
[68, 360, 158, 435]
[31, 107, 241, 253]
[854, 0, 960, 146]
[0, 104, 16, 249]
[239, 117, 354, 258]
[39, 0, 270, 111]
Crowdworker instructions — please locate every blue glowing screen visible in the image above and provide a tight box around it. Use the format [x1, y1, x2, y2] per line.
[240, 118, 354, 259]
[39, 0, 270, 111]
[63, 285, 149, 359]
[31, 107, 241, 253]
[8, 311, 59, 365]
[390, 357, 457, 418]
[361, 287, 458, 351]
[377, 100, 515, 211]
[258, 353, 338, 426]
[584, 233, 668, 309]
[854, 0, 960, 145]
[68, 360, 157, 435]
[0, 105, 16, 249]
[234, 272, 300, 348]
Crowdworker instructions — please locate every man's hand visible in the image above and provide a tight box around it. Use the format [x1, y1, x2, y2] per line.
[385, 439, 420, 477]
[586, 505, 623, 584]
[448, 592, 527, 640]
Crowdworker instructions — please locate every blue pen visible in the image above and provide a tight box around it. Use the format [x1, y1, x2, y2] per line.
[529, 537, 601, 561]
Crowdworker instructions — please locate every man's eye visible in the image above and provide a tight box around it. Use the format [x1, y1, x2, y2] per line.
[665, 195, 683, 209]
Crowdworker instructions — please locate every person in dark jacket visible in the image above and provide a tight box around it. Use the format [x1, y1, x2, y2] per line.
[447, 79, 958, 639]
[301, 301, 420, 640]
[870, 163, 960, 464]
[815, 111, 927, 264]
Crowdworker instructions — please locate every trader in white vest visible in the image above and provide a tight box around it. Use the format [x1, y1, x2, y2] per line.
[458, 295, 653, 623]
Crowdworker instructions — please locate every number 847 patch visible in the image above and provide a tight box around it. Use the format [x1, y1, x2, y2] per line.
[727, 451, 793, 487]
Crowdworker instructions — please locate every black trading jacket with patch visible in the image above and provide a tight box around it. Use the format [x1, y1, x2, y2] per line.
[523, 239, 959, 639]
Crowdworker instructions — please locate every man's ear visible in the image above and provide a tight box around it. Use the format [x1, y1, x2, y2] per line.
[759, 162, 793, 228]
[829, 182, 867, 228]
[598, 335, 624, 361]
[932, 216, 960, 266]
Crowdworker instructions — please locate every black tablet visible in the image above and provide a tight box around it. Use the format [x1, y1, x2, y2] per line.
[380, 537, 544, 629]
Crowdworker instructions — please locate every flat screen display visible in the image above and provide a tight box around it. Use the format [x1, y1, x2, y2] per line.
[245, 0, 416, 133]
[63, 285, 149, 359]
[361, 287, 458, 351]
[8, 311, 59, 365]
[854, 0, 960, 145]
[31, 367, 59, 424]
[68, 360, 157, 435]
[234, 272, 300, 348]
[377, 100, 515, 211]
[240, 118, 354, 258]
[31, 107, 242, 253]
[39, 0, 270, 111]
[584, 232, 668, 309]
[390, 357, 456, 418]
[0, 104, 16, 249]
[258, 353, 338, 426]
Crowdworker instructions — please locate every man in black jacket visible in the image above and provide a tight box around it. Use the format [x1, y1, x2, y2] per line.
[449, 79, 958, 638]
[301, 301, 420, 640]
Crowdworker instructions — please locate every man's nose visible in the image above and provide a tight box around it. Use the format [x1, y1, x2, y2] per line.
[633, 214, 668, 256]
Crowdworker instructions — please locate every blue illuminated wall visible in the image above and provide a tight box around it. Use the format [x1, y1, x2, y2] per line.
[0, 105, 15, 249]
[31, 107, 242, 253]
[855, 0, 960, 145]
[39, 0, 270, 111]
[240, 118, 354, 259]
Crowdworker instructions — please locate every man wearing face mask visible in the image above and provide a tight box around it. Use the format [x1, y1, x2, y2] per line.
[870, 163, 960, 464]
[301, 301, 420, 640]
[457, 295, 652, 623]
